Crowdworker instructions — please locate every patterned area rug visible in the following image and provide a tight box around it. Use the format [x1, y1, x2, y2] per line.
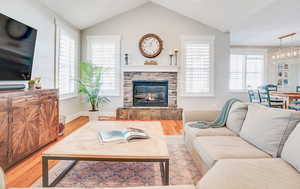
[33, 136, 201, 188]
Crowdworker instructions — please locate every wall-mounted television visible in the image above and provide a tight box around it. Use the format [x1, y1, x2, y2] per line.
[0, 12, 37, 80]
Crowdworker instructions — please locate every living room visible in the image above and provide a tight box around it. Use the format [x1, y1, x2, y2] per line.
[0, 0, 300, 189]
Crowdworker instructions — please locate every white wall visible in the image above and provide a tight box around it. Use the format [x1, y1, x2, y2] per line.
[81, 2, 248, 112]
[0, 0, 82, 121]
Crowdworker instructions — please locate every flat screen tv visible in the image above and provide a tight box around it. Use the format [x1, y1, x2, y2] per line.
[0, 12, 37, 80]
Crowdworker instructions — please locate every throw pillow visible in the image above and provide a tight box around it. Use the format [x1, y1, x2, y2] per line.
[226, 102, 248, 134]
[281, 123, 300, 172]
[240, 104, 300, 157]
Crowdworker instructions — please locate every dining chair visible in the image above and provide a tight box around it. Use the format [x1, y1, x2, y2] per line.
[288, 86, 300, 111]
[265, 84, 285, 102]
[258, 86, 284, 108]
[248, 89, 261, 104]
[265, 84, 278, 91]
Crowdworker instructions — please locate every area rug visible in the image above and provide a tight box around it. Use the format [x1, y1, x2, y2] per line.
[33, 136, 201, 188]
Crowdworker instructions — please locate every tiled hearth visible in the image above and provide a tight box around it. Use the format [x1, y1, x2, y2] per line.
[117, 72, 182, 120]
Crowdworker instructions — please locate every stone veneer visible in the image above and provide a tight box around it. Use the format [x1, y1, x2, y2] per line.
[123, 72, 177, 107]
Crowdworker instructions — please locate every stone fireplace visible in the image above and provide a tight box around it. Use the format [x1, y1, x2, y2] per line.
[117, 72, 182, 120]
[123, 72, 177, 108]
[133, 80, 168, 107]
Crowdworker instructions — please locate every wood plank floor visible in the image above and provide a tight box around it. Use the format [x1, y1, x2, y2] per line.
[5, 117, 183, 188]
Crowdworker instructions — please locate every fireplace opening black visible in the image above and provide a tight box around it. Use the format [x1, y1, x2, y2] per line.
[133, 80, 168, 107]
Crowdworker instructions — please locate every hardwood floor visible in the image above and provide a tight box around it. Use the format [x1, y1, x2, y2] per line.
[5, 117, 183, 188]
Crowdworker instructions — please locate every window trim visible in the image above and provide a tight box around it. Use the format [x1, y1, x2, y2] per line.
[86, 35, 121, 97]
[56, 27, 78, 99]
[181, 35, 215, 97]
[229, 48, 267, 92]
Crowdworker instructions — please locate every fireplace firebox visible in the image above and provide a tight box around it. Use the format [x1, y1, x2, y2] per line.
[133, 80, 168, 107]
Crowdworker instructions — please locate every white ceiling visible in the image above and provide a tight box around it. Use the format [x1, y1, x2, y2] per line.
[40, 0, 148, 29]
[39, 0, 300, 46]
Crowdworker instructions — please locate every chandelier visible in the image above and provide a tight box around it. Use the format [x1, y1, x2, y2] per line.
[271, 33, 300, 62]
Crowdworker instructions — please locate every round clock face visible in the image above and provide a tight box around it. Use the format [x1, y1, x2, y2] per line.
[139, 34, 163, 58]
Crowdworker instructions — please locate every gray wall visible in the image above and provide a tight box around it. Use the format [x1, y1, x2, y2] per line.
[81, 2, 248, 113]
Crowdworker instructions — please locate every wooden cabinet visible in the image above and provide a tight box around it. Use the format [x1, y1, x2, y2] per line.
[0, 98, 9, 167]
[0, 89, 59, 170]
[39, 93, 59, 147]
[9, 95, 41, 163]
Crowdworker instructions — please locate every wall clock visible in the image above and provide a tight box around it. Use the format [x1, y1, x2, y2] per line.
[139, 33, 163, 58]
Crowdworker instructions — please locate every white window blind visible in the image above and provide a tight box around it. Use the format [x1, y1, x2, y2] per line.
[87, 36, 120, 96]
[58, 30, 76, 97]
[182, 36, 214, 96]
[230, 52, 265, 91]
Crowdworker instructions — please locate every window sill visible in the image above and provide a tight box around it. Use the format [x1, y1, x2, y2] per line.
[182, 93, 215, 98]
[60, 94, 78, 100]
[101, 94, 120, 97]
[228, 90, 248, 93]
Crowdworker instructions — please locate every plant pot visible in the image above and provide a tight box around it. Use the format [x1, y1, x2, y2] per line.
[35, 83, 42, 89]
[88, 110, 99, 121]
[28, 84, 35, 90]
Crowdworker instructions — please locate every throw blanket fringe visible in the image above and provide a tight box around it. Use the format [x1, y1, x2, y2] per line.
[189, 98, 241, 129]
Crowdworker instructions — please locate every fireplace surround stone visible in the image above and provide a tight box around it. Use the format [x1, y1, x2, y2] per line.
[117, 72, 182, 120]
[123, 72, 177, 108]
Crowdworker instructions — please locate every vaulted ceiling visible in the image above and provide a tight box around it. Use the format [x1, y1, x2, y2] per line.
[39, 0, 300, 46]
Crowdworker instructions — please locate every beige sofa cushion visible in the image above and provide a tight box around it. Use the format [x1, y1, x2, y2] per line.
[196, 158, 300, 189]
[281, 123, 300, 172]
[184, 124, 237, 152]
[184, 124, 237, 138]
[226, 102, 248, 134]
[240, 104, 300, 157]
[193, 136, 271, 168]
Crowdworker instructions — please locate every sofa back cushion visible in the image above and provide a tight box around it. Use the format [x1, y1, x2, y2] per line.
[226, 102, 248, 134]
[240, 104, 300, 157]
[281, 123, 300, 172]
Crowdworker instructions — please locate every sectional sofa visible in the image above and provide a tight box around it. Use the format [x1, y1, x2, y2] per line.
[1, 103, 300, 189]
[184, 102, 300, 188]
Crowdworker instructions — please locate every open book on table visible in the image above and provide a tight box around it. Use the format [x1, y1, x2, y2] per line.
[98, 127, 149, 144]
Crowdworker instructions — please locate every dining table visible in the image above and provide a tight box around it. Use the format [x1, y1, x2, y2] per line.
[270, 92, 300, 109]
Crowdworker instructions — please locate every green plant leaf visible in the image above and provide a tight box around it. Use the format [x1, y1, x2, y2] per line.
[76, 62, 110, 111]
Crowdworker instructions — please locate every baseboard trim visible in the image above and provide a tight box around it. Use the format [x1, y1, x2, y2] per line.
[65, 112, 83, 123]
[65, 111, 116, 123]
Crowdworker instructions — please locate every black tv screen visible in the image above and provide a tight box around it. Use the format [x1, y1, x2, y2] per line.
[0, 12, 37, 80]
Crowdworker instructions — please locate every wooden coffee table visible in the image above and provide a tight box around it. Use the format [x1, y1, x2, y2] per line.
[42, 121, 170, 187]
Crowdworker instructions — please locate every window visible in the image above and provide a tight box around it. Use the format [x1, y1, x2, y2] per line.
[229, 50, 265, 91]
[182, 36, 214, 96]
[58, 30, 76, 97]
[87, 36, 121, 96]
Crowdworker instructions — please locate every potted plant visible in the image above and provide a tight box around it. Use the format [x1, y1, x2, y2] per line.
[28, 80, 35, 90]
[77, 62, 110, 121]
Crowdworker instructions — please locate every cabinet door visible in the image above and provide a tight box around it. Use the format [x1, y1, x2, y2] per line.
[9, 95, 41, 163]
[0, 98, 9, 168]
[39, 97, 59, 147]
